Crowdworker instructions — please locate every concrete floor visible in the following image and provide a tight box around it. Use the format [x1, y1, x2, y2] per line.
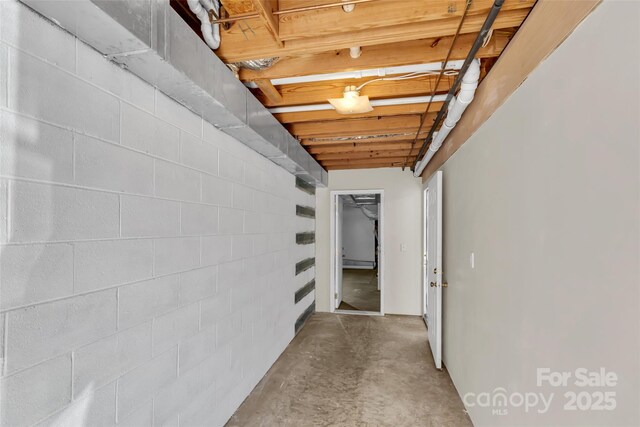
[338, 269, 380, 312]
[227, 313, 472, 427]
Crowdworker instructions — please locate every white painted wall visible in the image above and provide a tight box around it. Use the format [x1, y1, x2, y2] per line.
[342, 204, 375, 266]
[0, 2, 315, 425]
[437, 2, 640, 425]
[316, 168, 422, 315]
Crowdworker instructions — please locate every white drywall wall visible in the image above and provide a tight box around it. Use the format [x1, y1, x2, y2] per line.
[342, 203, 375, 266]
[316, 168, 422, 315]
[437, 2, 640, 425]
[0, 2, 315, 425]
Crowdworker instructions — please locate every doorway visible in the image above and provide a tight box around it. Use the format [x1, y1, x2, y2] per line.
[331, 190, 383, 315]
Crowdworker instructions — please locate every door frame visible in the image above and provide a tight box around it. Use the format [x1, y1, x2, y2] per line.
[330, 189, 384, 316]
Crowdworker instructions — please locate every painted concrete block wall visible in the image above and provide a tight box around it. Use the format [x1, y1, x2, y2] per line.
[316, 168, 422, 315]
[0, 1, 315, 425]
[437, 2, 640, 426]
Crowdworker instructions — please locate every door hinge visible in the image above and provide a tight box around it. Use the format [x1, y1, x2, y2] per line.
[334, 292, 338, 299]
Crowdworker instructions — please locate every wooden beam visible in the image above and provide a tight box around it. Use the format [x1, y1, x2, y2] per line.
[256, 75, 454, 107]
[239, 31, 513, 82]
[301, 132, 429, 145]
[221, 0, 256, 15]
[277, 0, 531, 41]
[289, 115, 427, 138]
[421, 0, 601, 180]
[253, 78, 283, 104]
[252, 0, 283, 47]
[326, 162, 405, 170]
[273, 103, 443, 124]
[322, 155, 414, 166]
[307, 140, 416, 153]
[216, 7, 531, 62]
[315, 149, 420, 161]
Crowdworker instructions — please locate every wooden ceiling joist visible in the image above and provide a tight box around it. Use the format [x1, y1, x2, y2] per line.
[215, 7, 531, 62]
[172, 0, 538, 172]
[239, 31, 513, 82]
[289, 115, 427, 138]
[315, 149, 420, 161]
[308, 141, 415, 154]
[325, 162, 406, 170]
[277, 0, 530, 41]
[252, 0, 283, 47]
[253, 78, 283, 103]
[273, 103, 443, 124]
[321, 155, 415, 166]
[301, 132, 429, 145]
[255, 75, 454, 107]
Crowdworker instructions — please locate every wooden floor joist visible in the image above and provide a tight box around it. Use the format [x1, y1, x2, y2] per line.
[321, 155, 414, 166]
[307, 140, 416, 153]
[315, 148, 420, 161]
[253, 78, 283, 104]
[289, 115, 429, 138]
[277, 0, 532, 41]
[239, 31, 513, 82]
[215, 7, 531, 62]
[273, 103, 443, 124]
[301, 132, 430, 146]
[255, 75, 456, 107]
[325, 161, 408, 170]
[166, 0, 538, 171]
[252, 0, 283, 47]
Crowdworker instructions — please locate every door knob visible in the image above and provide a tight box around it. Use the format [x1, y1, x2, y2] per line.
[430, 282, 437, 287]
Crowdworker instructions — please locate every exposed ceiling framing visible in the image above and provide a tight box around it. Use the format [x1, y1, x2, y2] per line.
[172, 0, 536, 170]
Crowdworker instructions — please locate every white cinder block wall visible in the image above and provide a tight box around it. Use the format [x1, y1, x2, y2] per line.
[0, 2, 316, 426]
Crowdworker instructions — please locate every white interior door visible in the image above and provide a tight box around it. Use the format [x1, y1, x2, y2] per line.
[335, 195, 344, 308]
[422, 188, 429, 319]
[425, 171, 443, 369]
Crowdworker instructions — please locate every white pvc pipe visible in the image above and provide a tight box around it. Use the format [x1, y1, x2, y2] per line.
[350, 46, 362, 59]
[246, 60, 465, 88]
[187, 0, 220, 50]
[268, 94, 449, 114]
[413, 59, 481, 177]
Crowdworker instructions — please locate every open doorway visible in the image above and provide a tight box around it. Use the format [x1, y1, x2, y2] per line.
[331, 190, 383, 315]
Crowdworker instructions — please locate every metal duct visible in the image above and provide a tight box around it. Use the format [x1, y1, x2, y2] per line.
[233, 57, 280, 70]
[20, 0, 327, 187]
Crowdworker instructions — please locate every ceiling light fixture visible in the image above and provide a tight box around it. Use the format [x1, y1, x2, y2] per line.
[327, 85, 373, 114]
[326, 71, 458, 115]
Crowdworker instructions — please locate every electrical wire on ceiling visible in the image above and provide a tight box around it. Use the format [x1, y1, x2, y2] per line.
[353, 70, 459, 91]
[481, 28, 494, 47]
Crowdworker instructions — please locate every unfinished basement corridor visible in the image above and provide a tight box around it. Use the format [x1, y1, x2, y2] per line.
[2, 0, 639, 426]
[227, 313, 470, 426]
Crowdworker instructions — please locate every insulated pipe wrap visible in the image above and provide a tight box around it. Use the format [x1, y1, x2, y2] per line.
[187, 0, 220, 50]
[414, 59, 481, 177]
